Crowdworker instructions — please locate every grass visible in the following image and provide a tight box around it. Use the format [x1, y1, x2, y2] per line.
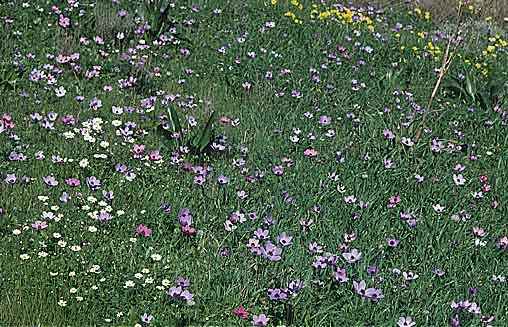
[0, 0, 507, 326]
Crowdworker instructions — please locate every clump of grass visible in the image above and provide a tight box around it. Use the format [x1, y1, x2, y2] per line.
[93, 2, 134, 41]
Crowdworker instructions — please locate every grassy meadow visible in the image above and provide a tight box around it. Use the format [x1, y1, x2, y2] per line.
[0, 0, 507, 326]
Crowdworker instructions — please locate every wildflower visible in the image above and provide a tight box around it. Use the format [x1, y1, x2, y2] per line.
[86, 176, 101, 190]
[453, 174, 466, 186]
[217, 175, 230, 185]
[233, 305, 249, 319]
[136, 224, 152, 237]
[267, 288, 288, 301]
[277, 232, 293, 247]
[140, 313, 153, 324]
[43, 175, 58, 187]
[342, 248, 362, 263]
[124, 280, 135, 288]
[319, 115, 332, 126]
[272, 165, 284, 176]
[31, 220, 48, 230]
[333, 268, 348, 283]
[151, 254, 162, 261]
[65, 178, 80, 186]
[387, 238, 400, 247]
[304, 148, 318, 157]
[397, 316, 416, 327]
[262, 241, 282, 261]
[252, 313, 269, 326]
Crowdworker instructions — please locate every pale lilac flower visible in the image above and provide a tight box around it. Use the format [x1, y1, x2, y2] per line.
[453, 174, 466, 186]
[342, 248, 362, 263]
[140, 313, 153, 324]
[333, 268, 348, 283]
[43, 175, 58, 187]
[252, 313, 269, 326]
[86, 176, 101, 190]
[277, 232, 293, 247]
[262, 241, 282, 261]
[32, 220, 48, 230]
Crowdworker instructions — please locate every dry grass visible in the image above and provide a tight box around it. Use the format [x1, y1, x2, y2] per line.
[93, 2, 134, 41]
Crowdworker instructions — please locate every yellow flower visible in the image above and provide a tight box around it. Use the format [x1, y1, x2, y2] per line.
[271, 0, 277, 5]
[425, 11, 431, 20]
[418, 31, 425, 39]
[319, 11, 330, 20]
[284, 11, 295, 18]
[486, 45, 495, 53]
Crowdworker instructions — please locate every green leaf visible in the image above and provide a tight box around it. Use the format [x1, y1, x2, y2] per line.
[478, 91, 490, 111]
[443, 79, 467, 99]
[167, 106, 182, 146]
[465, 72, 477, 102]
[198, 111, 216, 153]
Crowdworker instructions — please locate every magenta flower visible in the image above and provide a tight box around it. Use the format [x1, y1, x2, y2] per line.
[254, 228, 269, 240]
[65, 178, 80, 187]
[383, 128, 395, 140]
[148, 150, 162, 161]
[181, 225, 196, 236]
[132, 144, 145, 158]
[304, 148, 318, 157]
[365, 287, 384, 301]
[58, 14, 70, 28]
[136, 224, 152, 237]
[232, 305, 249, 320]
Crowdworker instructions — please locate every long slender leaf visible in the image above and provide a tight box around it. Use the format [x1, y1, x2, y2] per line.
[465, 73, 475, 102]
[167, 106, 182, 146]
[198, 111, 216, 153]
